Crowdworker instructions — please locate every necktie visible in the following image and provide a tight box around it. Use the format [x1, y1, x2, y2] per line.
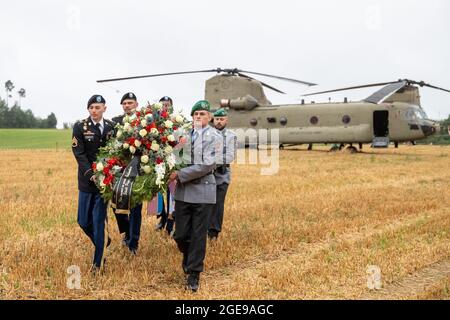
[94, 123, 102, 135]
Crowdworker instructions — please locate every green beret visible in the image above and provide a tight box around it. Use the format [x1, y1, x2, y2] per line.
[213, 108, 228, 117]
[191, 100, 211, 116]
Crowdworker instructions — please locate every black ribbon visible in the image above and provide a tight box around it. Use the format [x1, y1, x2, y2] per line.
[111, 156, 140, 214]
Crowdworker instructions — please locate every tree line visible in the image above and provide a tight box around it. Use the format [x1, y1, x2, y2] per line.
[0, 96, 57, 129]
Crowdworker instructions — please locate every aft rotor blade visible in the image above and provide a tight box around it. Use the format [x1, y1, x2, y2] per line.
[238, 69, 317, 86]
[238, 72, 286, 94]
[97, 69, 220, 83]
[364, 81, 408, 104]
[302, 81, 400, 97]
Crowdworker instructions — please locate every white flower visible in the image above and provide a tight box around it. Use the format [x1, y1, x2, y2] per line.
[123, 123, 131, 130]
[112, 165, 121, 173]
[143, 165, 151, 174]
[167, 134, 175, 142]
[150, 128, 158, 135]
[139, 129, 147, 137]
[166, 153, 176, 170]
[151, 142, 160, 152]
[100, 180, 106, 187]
[141, 119, 147, 127]
[96, 162, 104, 171]
[123, 143, 130, 149]
[153, 102, 162, 110]
[155, 163, 166, 187]
[141, 155, 149, 164]
[175, 115, 184, 123]
[164, 120, 173, 128]
[130, 146, 136, 154]
[99, 174, 105, 187]
[123, 115, 130, 123]
[164, 146, 173, 154]
[134, 140, 141, 147]
[129, 114, 137, 121]
[116, 130, 123, 138]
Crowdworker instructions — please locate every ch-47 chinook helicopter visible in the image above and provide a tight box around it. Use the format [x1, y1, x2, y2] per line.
[97, 68, 448, 152]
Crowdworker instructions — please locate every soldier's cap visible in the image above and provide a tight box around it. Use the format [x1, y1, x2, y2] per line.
[191, 100, 211, 116]
[120, 92, 137, 104]
[159, 96, 173, 105]
[213, 108, 228, 117]
[87, 95, 106, 108]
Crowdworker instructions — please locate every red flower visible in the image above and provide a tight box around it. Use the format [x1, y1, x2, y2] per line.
[127, 137, 136, 145]
[103, 167, 110, 175]
[136, 111, 141, 117]
[104, 174, 113, 185]
[158, 127, 164, 134]
[156, 157, 163, 164]
[161, 111, 169, 119]
[92, 163, 97, 170]
[173, 126, 178, 131]
[160, 136, 168, 144]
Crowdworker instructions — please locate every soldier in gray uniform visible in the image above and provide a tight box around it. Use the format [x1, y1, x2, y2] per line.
[208, 108, 237, 240]
[168, 100, 219, 292]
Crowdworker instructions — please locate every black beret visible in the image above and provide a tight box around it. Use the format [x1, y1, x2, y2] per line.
[121, 92, 137, 104]
[87, 95, 106, 108]
[159, 96, 173, 104]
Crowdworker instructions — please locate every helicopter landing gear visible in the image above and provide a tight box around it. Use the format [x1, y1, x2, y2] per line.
[280, 144, 284, 150]
[394, 141, 399, 148]
[359, 143, 363, 150]
[307, 144, 313, 151]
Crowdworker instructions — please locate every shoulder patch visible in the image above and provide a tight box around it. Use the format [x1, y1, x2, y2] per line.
[72, 136, 78, 148]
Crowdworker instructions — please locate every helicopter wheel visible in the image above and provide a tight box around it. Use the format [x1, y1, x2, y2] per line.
[346, 146, 358, 153]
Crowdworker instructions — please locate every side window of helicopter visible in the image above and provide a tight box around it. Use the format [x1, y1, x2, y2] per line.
[342, 115, 351, 125]
[280, 117, 288, 126]
[267, 117, 276, 123]
[250, 118, 258, 126]
[310, 116, 319, 125]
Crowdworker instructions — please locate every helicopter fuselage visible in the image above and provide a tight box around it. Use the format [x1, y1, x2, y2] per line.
[226, 101, 439, 145]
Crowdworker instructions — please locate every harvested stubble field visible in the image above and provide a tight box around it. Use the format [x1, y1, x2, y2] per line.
[0, 145, 449, 300]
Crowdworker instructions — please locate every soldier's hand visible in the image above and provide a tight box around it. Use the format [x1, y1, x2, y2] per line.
[169, 171, 178, 182]
[175, 136, 187, 149]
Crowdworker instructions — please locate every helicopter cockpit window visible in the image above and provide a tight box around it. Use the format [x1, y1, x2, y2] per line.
[405, 108, 428, 120]
[310, 116, 319, 125]
[280, 117, 288, 126]
[250, 118, 258, 126]
[267, 117, 276, 123]
[416, 109, 428, 119]
[342, 115, 351, 124]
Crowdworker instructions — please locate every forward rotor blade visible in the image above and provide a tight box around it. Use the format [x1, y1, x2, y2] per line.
[421, 83, 450, 93]
[97, 69, 220, 83]
[302, 81, 400, 96]
[238, 72, 286, 94]
[238, 70, 317, 86]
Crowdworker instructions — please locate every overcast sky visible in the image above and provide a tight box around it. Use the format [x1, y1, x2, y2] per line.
[1, 0, 449, 127]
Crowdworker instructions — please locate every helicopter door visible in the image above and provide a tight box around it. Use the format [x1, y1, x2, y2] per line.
[372, 110, 390, 148]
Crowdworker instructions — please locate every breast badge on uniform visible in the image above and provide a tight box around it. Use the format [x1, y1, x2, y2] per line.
[72, 136, 78, 148]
